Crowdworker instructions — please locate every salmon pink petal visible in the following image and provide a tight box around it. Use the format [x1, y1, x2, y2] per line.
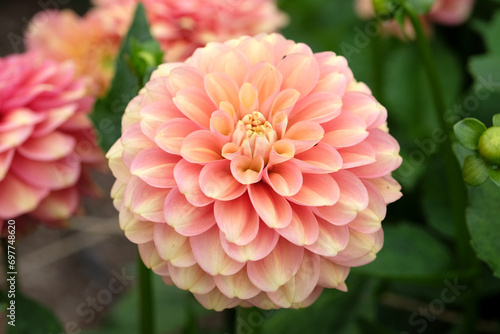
[0, 125, 33, 153]
[32, 104, 76, 137]
[268, 139, 295, 166]
[168, 263, 216, 294]
[342, 92, 386, 129]
[167, 66, 205, 94]
[247, 292, 278, 310]
[209, 49, 250, 86]
[173, 87, 215, 128]
[130, 148, 180, 188]
[0, 173, 48, 219]
[248, 182, 292, 228]
[220, 222, 279, 262]
[138, 241, 165, 270]
[30, 187, 79, 221]
[305, 217, 349, 257]
[278, 53, 319, 98]
[0, 108, 43, 132]
[140, 100, 184, 139]
[154, 223, 196, 267]
[266, 88, 300, 118]
[181, 130, 223, 164]
[107, 141, 131, 183]
[155, 118, 201, 155]
[0, 149, 15, 180]
[193, 288, 240, 312]
[173, 159, 214, 207]
[247, 62, 283, 107]
[125, 176, 170, 223]
[119, 208, 154, 244]
[322, 112, 368, 148]
[121, 123, 155, 168]
[348, 182, 386, 234]
[289, 174, 339, 207]
[290, 286, 324, 309]
[214, 193, 259, 245]
[230, 155, 264, 185]
[204, 72, 240, 108]
[247, 239, 304, 292]
[199, 160, 247, 200]
[365, 175, 402, 204]
[164, 187, 216, 236]
[210, 110, 234, 138]
[263, 162, 303, 196]
[283, 121, 324, 153]
[214, 269, 261, 299]
[12, 153, 80, 190]
[317, 258, 350, 290]
[235, 38, 274, 66]
[337, 141, 376, 168]
[276, 204, 319, 246]
[191, 227, 245, 276]
[289, 92, 342, 125]
[330, 229, 384, 267]
[238, 83, 259, 116]
[292, 143, 343, 174]
[267, 251, 320, 307]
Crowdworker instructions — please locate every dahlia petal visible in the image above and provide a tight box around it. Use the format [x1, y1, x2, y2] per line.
[0, 149, 15, 180]
[164, 187, 216, 236]
[181, 130, 223, 164]
[338, 141, 376, 169]
[204, 72, 240, 109]
[289, 174, 339, 207]
[130, 148, 180, 188]
[238, 83, 259, 115]
[277, 53, 319, 98]
[121, 123, 155, 168]
[290, 286, 324, 309]
[122, 96, 142, 132]
[142, 76, 173, 103]
[210, 49, 250, 86]
[220, 222, 279, 262]
[30, 187, 79, 222]
[317, 258, 350, 290]
[283, 121, 324, 153]
[138, 241, 165, 270]
[123, 176, 170, 223]
[168, 263, 216, 294]
[330, 229, 384, 267]
[247, 62, 282, 107]
[292, 143, 343, 174]
[267, 88, 300, 118]
[248, 292, 278, 310]
[236, 38, 274, 66]
[263, 162, 303, 196]
[0, 173, 49, 219]
[119, 208, 154, 244]
[322, 112, 369, 148]
[193, 288, 240, 312]
[0, 125, 33, 153]
[32, 104, 77, 137]
[199, 160, 247, 201]
[107, 140, 131, 183]
[289, 92, 342, 125]
[12, 153, 81, 190]
[365, 175, 402, 204]
[168, 66, 205, 94]
[214, 269, 261, 299]
[173, 87, 215, 127]
[313, 70, 348, 96]
[230, 155, 264, 185]
[348, 182, 386, 234]
[214, 193, 259, 245]
[140, 100, 184, 140]
[153, 262, 171, 277]
[268, 139, 295, 165]
[247, 238, 304, 292]
[210, 109, 235, 137]
[111, 180, 126, 210]
[191, 227, 245, 276]
[305, 217, 349, 257]
[173, 159, 214, 207]
[275, 204, 319, 246]
[154, 223, 196, 268]
[267, 251, 320, 308]
[155, 118, 201, 155]
[342, 92, 386, 129]
[248, 182, 292, 229]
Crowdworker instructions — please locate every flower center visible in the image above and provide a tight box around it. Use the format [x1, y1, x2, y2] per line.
[230, 111, 277, 160]
[241, 111, 274, 140]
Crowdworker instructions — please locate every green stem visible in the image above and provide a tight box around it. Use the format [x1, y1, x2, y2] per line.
[235, 306, 263, 334]
[138, 252, 154, 334]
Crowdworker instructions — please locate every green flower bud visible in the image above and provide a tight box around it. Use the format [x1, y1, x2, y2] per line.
[478, 126, 500, 165]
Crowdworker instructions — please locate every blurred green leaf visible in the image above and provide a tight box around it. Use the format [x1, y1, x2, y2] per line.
[473, 11, 500, 55]
[454, 118, 487, 150]
[356, 223, 453, 280]
[489, 168, 500, 186]
[469, 55, 500, 94]
[6, 293, 63, 334]
[90, 3, 162, 152]
[406, 0, 437, 14]
[462, 154, 490, 186]
[493, 114, 500, 126]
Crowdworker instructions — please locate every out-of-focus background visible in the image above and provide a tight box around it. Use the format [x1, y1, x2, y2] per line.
[1, 0, 500, 333]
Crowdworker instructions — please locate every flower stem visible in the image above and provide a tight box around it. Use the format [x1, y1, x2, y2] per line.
[138, 252, 154, 334]
[235, 306, 263, 334]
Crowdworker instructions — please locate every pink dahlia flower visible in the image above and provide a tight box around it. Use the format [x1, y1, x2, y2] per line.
[355, 0, 475, 39]
[108, 34, 402, 310]
[0, 52, 103, 228]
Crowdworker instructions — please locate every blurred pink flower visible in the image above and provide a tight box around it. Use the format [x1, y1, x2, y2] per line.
[0, 52, 104, 228]
[355, 0, 475, 39]
[108, 34, 402, 310]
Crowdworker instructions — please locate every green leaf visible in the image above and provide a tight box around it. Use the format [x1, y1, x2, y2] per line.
[473, 11, 500, 55]
[355, 223, 453, 280]
[493, 114, 500, 127]
[466, 178, 500, 277]
[406, 0, 437, 14]
[453, 118, 487, 150]
[489, 168, 500, 186]
[7, 293, 63, 334]
[90, 3, 162, 152]
[469, 55, 500, 94]
[462, 154, 490, 186]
